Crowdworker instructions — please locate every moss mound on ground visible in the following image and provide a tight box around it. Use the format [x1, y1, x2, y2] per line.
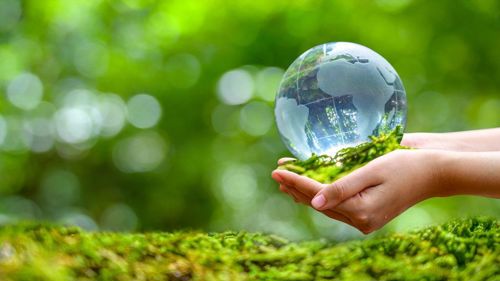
[0, 217, 498, 280]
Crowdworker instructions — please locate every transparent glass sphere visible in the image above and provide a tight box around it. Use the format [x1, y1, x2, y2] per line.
[275, 42, 407, 160]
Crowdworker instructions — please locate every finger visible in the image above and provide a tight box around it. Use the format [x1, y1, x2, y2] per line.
[333, 193, 363, 215]
[285, 187, 298, 202]
[277, 157, 296, 165]
[281, 184, 312, 205]
[321, 209, 355, 227]
[286, 187, 312, 205]
[279, 183, 297, 199]
[279, 184, 289, 194]
[310, 164, 382, 210]
[401, 133, 424, 148]
[272, 169, 324, 197]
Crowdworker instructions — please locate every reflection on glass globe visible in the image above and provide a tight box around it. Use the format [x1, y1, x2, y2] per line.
[275, 42, 407, 160]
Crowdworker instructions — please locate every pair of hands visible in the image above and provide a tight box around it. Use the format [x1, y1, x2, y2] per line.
[271, 134, 445, 234]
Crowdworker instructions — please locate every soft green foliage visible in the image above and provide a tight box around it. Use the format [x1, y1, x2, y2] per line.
[279, 127, 407, 183]
[0, 217, 498, 280]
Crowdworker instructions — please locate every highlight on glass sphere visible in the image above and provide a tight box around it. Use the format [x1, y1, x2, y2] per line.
[274, 42, 407, 160]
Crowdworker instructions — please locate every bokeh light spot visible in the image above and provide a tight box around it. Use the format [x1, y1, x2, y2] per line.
[73, 41, 109, 78]
[211, 104, 240, 136]
[6, 72, 44, 110]
[100, 203, 138, 231]
[62, 89, 97, 107]
[98, 94, 127, 137]
[239, 101, 273, 136]
[1, 116, 30, 152]
[217, 69, 254, 105]
[113, 131, 167, 173]
[165, 53, 201, 88]
[59, 211, 98, 231]
[23, 117, 55, 153]
[39, 169, 80, 208]
[0, 196, 41, 222]
[219, 165, 257, 208]
[255, 67, 284, 102]
[54, 107, 93, 144]
[126, 94, 162, 129]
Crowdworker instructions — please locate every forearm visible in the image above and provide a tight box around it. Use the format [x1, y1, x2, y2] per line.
[436, 151, 500, 198]
[403, 128, 500, 152]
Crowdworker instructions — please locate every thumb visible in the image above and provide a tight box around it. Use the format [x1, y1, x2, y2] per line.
[311, 164, 382, 210]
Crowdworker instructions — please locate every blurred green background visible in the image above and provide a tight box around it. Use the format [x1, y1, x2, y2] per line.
[0, 0, 498, 241]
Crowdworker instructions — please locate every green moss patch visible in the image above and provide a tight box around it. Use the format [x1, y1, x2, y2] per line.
[278, 127, 408, 184]
[0, 217, 498, 280]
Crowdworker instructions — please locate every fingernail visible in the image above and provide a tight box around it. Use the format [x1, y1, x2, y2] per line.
[311, 194, 326, 209]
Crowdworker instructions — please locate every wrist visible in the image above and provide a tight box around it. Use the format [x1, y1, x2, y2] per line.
[429, 150, 460, 197]
[403, 149, 449, 201]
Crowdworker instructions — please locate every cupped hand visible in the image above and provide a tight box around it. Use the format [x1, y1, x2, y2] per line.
[272, 149, 443, 234]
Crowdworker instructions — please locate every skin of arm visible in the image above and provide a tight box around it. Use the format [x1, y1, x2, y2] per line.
[402, 128, 500, 151]
[272, 131, 500, 234]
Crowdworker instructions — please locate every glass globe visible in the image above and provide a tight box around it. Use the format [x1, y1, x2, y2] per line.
[275, 42, 407, 160]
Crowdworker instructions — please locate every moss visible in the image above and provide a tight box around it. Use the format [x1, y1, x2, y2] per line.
[0, 217, 498, 280]
[278, 126, 408, 184]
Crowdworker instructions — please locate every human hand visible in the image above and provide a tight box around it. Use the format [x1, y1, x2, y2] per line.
[272, 149, 444, 234]
[401, 133, 451, 150]
[402, 129, 500, 152]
